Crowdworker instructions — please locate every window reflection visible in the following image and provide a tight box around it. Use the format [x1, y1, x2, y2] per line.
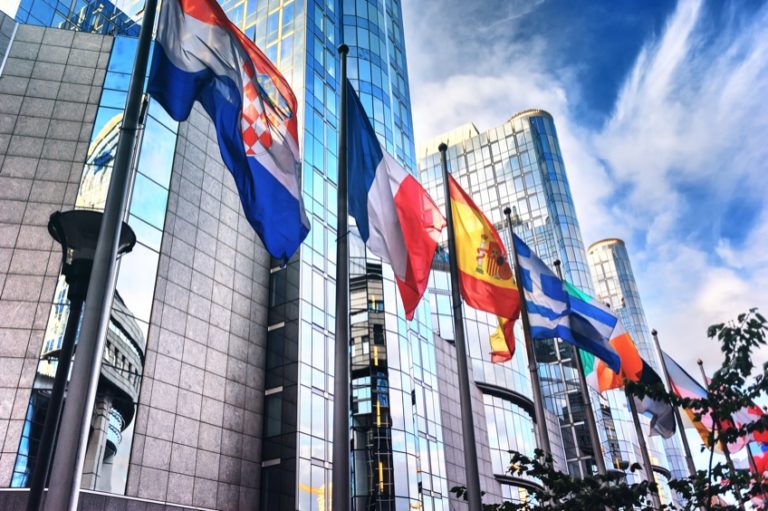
[12, 36, 177, 494]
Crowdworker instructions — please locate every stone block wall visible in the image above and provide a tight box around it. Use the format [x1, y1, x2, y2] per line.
[0, 20, 111, 484]
[433, 335, 501, 507]
[124, 103, 270, 510]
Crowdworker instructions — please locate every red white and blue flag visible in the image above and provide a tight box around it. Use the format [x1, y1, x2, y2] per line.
[345, 79, 446, 320]
[148, 0, 309, 260]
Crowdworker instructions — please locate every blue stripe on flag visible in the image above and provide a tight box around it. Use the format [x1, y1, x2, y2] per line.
[520, 267, 533, 293]
[148, 46, 309, 260]
[541, 273, 568, 302]
[568, 321, 621, 373]
[345, 79, 384, 243]
[514, 234, 531, 258]
[569, 294, 617, 328]
[527, 301, 567, 322]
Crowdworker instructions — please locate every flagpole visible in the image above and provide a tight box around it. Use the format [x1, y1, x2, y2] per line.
[652, 329, 698, 477]
[332, 44, 351, 511]
[627, 394, 663, 509]
[747, 443, 759, 473]
[552, 259, 607, 476]
[439, 143, 482, 511]
[504, 208, 551, 458]
[43, 1, 159, 509]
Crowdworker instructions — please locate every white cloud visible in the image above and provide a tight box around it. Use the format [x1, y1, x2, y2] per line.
[0, 0, 19, 18]
[592, 0, 768, 370]
[405, 0, 768, 376]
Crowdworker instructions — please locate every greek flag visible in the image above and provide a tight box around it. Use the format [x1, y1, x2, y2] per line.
[513, 234, 621, 373]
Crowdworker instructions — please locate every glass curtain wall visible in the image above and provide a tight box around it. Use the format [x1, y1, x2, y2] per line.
[418, 110, 646, 482]
[344, 1, 447, 509]
[15, 0, 141, 35]
[588, 239, 685, 497]
[225, 0, 448, 508]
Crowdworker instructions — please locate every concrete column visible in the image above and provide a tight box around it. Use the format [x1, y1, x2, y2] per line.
[81, 395, 112, 489]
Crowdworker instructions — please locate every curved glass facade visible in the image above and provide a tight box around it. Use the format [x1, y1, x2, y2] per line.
[219, 0, 448, 508]
[418, 110, 649, 487]
[483, 394, 536, 475]
[588, 238, 688, 496]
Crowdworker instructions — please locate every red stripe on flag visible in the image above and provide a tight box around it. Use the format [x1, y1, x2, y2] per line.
[458, 269, 520, 319]
[392, 175, 446, 320]
[177, 0, 299, 140]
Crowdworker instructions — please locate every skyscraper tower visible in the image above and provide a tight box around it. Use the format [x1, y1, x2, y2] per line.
[218, 1, 448, 509]
[588, 238, 689, 498]
[417, 110, 679, 502]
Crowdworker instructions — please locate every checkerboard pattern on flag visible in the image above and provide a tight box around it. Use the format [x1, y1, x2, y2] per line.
[148, 0, 309, 260]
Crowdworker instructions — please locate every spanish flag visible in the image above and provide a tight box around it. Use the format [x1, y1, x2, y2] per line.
[448, 175, 520, 360]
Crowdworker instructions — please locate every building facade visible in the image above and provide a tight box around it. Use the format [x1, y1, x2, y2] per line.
[0, 2, 687, 510]
[417, 110, 683, 501]
[0, 0, 454, 509]
[587, 238, 690, 496]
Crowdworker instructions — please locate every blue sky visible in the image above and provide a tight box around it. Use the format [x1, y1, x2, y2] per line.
[403, 0, 768, 382]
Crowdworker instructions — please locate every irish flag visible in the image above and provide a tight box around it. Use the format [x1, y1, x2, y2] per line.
[583, 318, 644, 393]
[583, 318, 675, 437]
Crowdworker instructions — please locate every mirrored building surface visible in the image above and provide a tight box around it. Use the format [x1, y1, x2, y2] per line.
[0, 0, 453, 509]
[588, 237, 689, 505]
[417, 110, 682, 494]
[15, 0, 141, 35]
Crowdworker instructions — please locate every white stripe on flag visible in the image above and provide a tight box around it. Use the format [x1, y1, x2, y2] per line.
[366, 152, 408, 280]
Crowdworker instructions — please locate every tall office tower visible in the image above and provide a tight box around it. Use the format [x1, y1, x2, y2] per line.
[0, 1, 450, 510]
[223, 1, 449, 509]
[588, 238, 689, 497]
[417, 110, 677, 497]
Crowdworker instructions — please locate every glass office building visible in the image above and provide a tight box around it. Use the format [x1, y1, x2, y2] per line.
[230, 1, 449, 509]
[2, 0, 450, 509]
[0, 1, 681, 508]
[417, 110, 667, 487]
[15, 0, 141, 35]
[588, 238, 689, 503]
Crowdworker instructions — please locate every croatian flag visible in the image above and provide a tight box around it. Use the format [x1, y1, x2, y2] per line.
[147, 0, 309, 260]
[345, 79, 446, 320]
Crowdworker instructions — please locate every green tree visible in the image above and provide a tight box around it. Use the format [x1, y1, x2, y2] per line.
[451, 309, 768, 510]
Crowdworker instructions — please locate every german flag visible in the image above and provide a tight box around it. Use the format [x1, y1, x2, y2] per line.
[448, 175, 520, 360]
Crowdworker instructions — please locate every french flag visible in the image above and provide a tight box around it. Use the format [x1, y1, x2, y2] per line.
[345, 79, 446, 320]
[147, 0, 310, 260]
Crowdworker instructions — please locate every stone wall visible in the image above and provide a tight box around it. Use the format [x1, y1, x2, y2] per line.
[433, 335, 501, 507]
[124, 103, 270, 510]
[0, 20, 111, 484]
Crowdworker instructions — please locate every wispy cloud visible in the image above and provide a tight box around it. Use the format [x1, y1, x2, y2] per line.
[405, 0, 768, 373]
[592, 0, 768, 370]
